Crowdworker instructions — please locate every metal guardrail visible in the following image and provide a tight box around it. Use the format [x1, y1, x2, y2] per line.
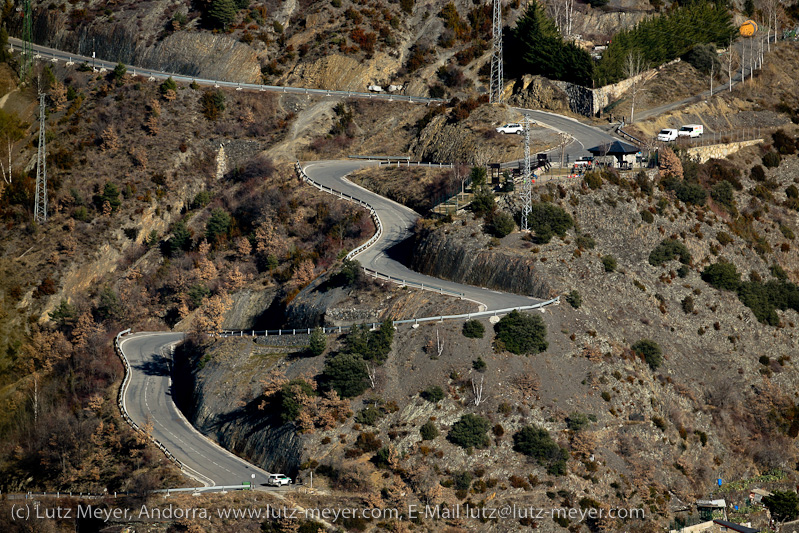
[11, 39, 446, 105]
[617, 127, 645, 146]
[155, 484, 251, 494]
[114, 330, 185, 470]
[349, 155, 410, 161]
[295, 162, 469, 298]
[377, 160, 455, 169]
[219, 296, 561, 338]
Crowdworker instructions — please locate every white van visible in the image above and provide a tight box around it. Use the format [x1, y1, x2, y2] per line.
[678, 124, 704, 138]
[657, 129, 679, 142]
[266, 474, 292, 487]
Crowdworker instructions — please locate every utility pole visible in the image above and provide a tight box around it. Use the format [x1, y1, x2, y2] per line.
[34, 92, 48, 224]
[21, 0, 33, 80]
[489, 0, 503, 104]
[520, 117, 532, 231]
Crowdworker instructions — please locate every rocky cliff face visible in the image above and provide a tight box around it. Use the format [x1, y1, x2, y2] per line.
[173, 338, 306, 476]
[410, 225, 553, 299]
[32, 8, 261, 83]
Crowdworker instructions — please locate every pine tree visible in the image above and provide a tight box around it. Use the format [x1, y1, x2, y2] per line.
[206, 0, 238, 28]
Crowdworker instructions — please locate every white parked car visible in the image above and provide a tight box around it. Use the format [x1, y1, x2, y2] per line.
[678, 124, 704, 138]
[657, 128, 679, 142]
[266, 474, 292, 487]
[496, 123, 524, 134]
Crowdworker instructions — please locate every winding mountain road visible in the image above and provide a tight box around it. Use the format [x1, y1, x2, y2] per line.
[24, 31, 618, 488]
[119, 332, 272, 488]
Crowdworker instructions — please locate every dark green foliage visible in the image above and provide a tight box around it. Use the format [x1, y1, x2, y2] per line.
[98, 182, 122, 211]
[472, 357, 486, 371]
[49, 299, 76, 330]
[636, 171, 653, 194]
[160, 77, 178, 95]
[494, 310, 548, 355]
[206, 207, 231, 244]
[763, 491, 799, 522]
[509, 2, 593, 85]
[631, 339, 663, 369]
[576, 234, 596, 250]
[420, 420, 439, 440]
[168, 220, 192, 256]
[716, 231, 733, 245]
[421, 385, 445, 402]
[711, 180, 735, 211]
[453, 471, 472, 491]
[345, 321, 395, 363]
[191, 190, 212, 210]
[400, 0, 414, 14]
[780, 225, 795, 240]
[601, 255, 617, 272]
[309, 327, 326, 356]
[648, 239, 691, 266]
[771, 264, 788, 281]
[320, 353, 369, 398]
[96, 287, 123, 322]
[566, 412, 591, 432]
[675, 181, 707, 205]
[763, 151, 781, 169]
[677, 264, 690, 278]
[355, 432, 382, 452]
[355, 405, 381, 425]
[681, 295, 694, 313]
[337, 259, 363, 287]
[206, 0, 238, 28]
[469, 166, 487, 187]
[701, 261, 740, 290]
[565, 289, 581, 308]
[593, 2, 734, 86]
[470, 185, 495, 217]
[744, 0, 755, 16]
[772, 129, 798, 155]
[750, 165, 766, 182]
[187, 284, 211, 308]
[512, 425, 569, 475]
[112, 62, 127, 84]
[200, 89, 226, 120]
[641, 209, 655, 223]
[373, 447, 391, 468]
[736, 279, 799, 326]
[681, 43, 720, 75]
[529, 203, 573, 244]
[462, 320, 485, 338]
[488, 211, 515, 237]
[280, 380, 317, 423]
[786, 185, 799, 201]
[448, 414, 491, 448]
[584, 171, 603, 190]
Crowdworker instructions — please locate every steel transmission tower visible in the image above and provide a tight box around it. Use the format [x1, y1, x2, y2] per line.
[490, 0, 503, 103]
[21, 0, 34, 79]
[520, 117, 532, 231]
[34, 92, 47, 224]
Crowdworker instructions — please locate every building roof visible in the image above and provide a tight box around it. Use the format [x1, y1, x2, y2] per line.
[749, 488, 772, 497]
[713, 519, 760, 533]
[697, 499, 727, 508]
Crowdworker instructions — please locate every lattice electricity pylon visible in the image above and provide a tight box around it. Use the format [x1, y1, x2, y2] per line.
[21, 0, 34, 80]
[520, 117, 533, 231]
[34, 92, 47, 224]
[489, 0, 503, 104]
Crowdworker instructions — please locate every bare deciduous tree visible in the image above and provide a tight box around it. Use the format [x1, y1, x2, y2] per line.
[547, 0, 574, 39]
[623, 51, 646, 124]
[435, 328, 444, 358]
[726, 41, 739, 92]
[471, 375, 486, 406]
[365, 361, 377, 389]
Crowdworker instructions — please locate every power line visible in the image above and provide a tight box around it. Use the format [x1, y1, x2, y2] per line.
[520, 116, 532, 231]
[34, 92, 47, 224]
[490, 0, 503, 104]
[21, 0, 33, 79]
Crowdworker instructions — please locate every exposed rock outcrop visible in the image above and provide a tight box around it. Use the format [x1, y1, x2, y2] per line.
[410, 226, 552, 299]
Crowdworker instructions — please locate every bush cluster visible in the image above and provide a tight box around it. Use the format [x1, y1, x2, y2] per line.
[528, 203, 573, 244]
[631, 339, 663, 370]
[648, 239, 692, 266]
[448, 414, 491, 448]
[462, 320, 485, 338]
[494, 310, 548, 354]
[512, 425, 569, 475]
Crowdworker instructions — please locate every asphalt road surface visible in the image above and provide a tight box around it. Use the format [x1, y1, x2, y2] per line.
[120, 332, 272, 488]
[303, 160, 547, 311]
